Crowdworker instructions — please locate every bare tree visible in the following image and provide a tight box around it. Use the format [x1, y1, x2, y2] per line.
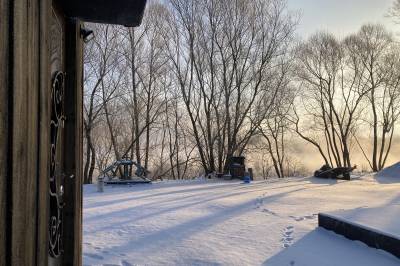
[83, 24, 122, 183]
[294, 32, 371, 168]
[345, 24, 399, 171]
[294, 25, 399, 171]
[164, 0, 297, 174]
[388, 0, 400, 24]
[259, 63, 295, 178]
[84, 2, 399, 180]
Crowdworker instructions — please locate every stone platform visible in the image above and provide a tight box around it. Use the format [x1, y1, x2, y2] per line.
[319, 205, 400, 258]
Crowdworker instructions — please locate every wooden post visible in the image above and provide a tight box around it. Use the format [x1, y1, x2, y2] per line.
[0, 0, 10, 265]
[37, 0, 51, 265]
[63, 18, 83, 266]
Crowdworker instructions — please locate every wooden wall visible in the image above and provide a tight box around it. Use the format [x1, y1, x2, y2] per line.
[0, 1, 83, 265]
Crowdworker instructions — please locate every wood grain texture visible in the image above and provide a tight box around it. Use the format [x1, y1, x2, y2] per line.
[11, 0, 40, 264]
[63, 18, 83, 266]
[37, 0, 51, 265]
[0, 0, 9, 265]
[1, 2, 83, 265]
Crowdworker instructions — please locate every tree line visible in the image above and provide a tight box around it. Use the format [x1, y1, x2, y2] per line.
[83, 0, 400, 183]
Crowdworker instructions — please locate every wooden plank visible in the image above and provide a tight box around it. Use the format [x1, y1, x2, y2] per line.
[63, 18, 83, 266]
[11, 0, 30, 263]
[11, 0, 40, 264]
[36, 0, 51, 265]
[26, 1, 40, 263]
[0, 0, 9, 265]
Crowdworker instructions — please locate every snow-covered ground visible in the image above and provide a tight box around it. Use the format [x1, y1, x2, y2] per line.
[83, 174, 400, 266]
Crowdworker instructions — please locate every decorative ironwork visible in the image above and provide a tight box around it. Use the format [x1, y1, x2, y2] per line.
[50, 9, 63, 74]
[49, 71, 65, 258]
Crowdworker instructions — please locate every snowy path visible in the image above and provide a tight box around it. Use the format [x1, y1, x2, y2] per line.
[83, 175, 400, 266]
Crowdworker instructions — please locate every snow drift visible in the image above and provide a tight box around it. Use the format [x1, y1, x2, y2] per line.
[376, 162, 400, 178]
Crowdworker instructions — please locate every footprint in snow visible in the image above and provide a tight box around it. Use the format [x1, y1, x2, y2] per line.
[289, 214, 317, 222]
[255, 197, 263, 209]
[262, 208, 278, 216]
[305, 214, 318, 219]
[281, 226, 294, 248]
[289, 215, 304, 221]
[255, 193, 268, 209]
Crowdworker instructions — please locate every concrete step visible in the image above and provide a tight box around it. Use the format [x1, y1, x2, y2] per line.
[319, 206, 400, 258]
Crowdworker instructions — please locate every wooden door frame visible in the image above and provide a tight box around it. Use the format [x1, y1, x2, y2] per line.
[0, 0, 10, 263]
[0, 1, 83, 265]
[62, 18, 83, 266]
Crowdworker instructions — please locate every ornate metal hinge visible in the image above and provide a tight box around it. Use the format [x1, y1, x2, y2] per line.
[49, 71, 65, 258]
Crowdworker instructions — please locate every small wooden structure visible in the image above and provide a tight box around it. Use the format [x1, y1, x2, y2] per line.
[0, 0, 146, 265]
[101, 158, 151, 185]
[229, 156, 246, 179]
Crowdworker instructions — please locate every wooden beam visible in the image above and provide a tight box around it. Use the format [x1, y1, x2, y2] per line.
[36, 0, 51, 265]
[63, 18, 83, 266]
[0, 0, 9, 264]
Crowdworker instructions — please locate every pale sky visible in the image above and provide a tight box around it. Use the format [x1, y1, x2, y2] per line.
[287, 0, 398, 38]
